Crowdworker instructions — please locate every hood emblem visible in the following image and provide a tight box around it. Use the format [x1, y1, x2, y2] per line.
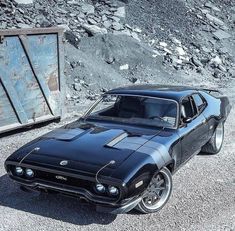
[60, 160, 68, 166]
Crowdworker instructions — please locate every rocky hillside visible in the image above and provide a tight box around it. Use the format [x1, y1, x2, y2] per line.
[0, 0, 234, 114]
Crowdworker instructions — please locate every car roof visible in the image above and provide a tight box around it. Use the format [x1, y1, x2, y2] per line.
[106, 84, 200, 102]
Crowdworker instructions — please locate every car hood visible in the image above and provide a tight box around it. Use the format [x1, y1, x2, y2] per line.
[13, 120, 162, 174]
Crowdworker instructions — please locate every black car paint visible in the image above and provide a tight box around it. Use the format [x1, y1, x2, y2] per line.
[4, 85, 231, 213]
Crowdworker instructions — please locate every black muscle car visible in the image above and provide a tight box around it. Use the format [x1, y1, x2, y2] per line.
[5, 85, 231, 214]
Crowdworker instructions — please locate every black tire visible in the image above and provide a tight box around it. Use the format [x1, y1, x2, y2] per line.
[135, 167, 173, 214]
[201, 122, 224, 155]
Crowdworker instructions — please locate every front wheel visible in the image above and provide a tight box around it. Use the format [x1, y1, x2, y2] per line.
[135, 167, 173, 214]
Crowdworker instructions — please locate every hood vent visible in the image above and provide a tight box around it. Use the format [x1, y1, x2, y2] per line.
[43, 128, 87, 141]
[105, 132, 128, 147]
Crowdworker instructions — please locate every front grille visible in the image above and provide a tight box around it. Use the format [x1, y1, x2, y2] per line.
[35, 170, 93, 191]
[9, 165, 94, 192]
[9, 165, 120, 201]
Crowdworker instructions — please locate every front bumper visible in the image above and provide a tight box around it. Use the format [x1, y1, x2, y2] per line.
[96, 197, 142, 214]
[13, 178, 141, 214]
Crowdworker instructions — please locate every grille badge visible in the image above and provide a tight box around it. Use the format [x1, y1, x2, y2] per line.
[60, 160, 68, 166]
[55, 175, 68, 181]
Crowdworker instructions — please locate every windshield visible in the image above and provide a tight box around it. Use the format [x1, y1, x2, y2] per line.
[84, 94, 178, 128]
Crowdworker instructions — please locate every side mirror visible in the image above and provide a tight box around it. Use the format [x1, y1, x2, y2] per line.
[183, 117, 192, 123]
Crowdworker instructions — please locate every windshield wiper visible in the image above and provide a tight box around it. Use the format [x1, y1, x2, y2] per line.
[148, 115, 165, 121]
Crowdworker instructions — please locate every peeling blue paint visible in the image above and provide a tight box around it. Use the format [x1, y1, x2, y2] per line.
[0, 28, 64, 133]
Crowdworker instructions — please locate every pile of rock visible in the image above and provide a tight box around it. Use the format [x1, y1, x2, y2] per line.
[0, 0, 234, 113]
[0, 0, 141, 43]
[145, 1, 235, 79]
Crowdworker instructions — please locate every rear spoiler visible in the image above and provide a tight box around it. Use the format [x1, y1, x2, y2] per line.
[201, 88, 223, 95]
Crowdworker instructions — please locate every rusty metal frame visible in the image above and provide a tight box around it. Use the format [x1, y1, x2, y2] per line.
[0, 27, 64, 36]
[19, 34, 55, 116]
[0, 27, 65, 134]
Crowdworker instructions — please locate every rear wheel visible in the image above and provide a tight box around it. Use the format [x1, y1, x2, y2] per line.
[201, 122, 224, 154]
[135, 167, 172, 214]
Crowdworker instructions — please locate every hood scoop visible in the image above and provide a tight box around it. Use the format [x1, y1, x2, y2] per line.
[105, 132, 128, 147]
[105, 132, 149, 151]
[43, 128, 87, 141]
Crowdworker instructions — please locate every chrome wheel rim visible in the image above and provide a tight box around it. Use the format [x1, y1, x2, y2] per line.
[215, 123, 223, 150]
[141, 170, 171, 210]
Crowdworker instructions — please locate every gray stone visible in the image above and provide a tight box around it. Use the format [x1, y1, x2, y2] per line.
[204, 2, 221, 12]
[15, 17, 24, 23]
[55, 18, 63, 24]
[210, 55, 222, 67]
[213, 29, 231, 40]
[132, 27, 142, 33]
[81, 4, 95, 14]
[176, 46, 186, 56]
[69, 13, 77, 17]
[114, 7, 125, 18]
[82, 24, 107, 35]
[129, 77, 138, 83]
[0, 22, 7, 29]
[171, 37, 181, 45]
[58, 24, 70, 31]
[232, 14, 235, 23]
[102, 15, 107, 21]
[103, 20, 112, 28]
[109, 7, 117, 12]
[131, 32, 140, 42]
[67, 0, 80, 5]
[218, 64, 226, 72]
[112, 22, 124, 31]
[105, 55, 115, 64]
[229, 68, 235, 78]
[58, 9, 67, 14]
[77, 12, 85, 19]
[110, 16, 121, 22]
[87, 18, 97, 25]
[213, 69, 223, 78]
[201, 46, 211, 53]
[40, 19, 52, 28]
[120, 64, 129, 70]
[17, 8, 25, 14]
[191, 57, 203, 67]
[17, 23, 31, 28]
[34, 3, 42, 10]
[15, 0, 33, 4]
[74, 83, 82, 91]
[206, 13, 224, 26]
[201, 9, 210, 14]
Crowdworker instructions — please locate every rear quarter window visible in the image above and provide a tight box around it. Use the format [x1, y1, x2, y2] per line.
[192, 94, 206, 112]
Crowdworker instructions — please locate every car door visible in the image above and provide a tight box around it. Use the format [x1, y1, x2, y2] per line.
[178, 94, 209, 164]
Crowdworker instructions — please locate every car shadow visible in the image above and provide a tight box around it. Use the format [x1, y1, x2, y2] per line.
[0, 174, 117, 225]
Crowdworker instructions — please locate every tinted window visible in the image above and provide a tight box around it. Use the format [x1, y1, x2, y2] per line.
[192, 94, 204, 108]
[86, 94, 178, 128]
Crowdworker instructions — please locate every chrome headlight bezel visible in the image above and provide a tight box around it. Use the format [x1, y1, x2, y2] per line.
[15, 166, 24, 176]
[108, 185, 119, 196]
[25, 168, 34, 178]
[95, 183, 106, 193]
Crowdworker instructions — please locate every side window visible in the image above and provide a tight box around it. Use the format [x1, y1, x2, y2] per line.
[192, 94, 206, 113]
[181, 97, 194, 119]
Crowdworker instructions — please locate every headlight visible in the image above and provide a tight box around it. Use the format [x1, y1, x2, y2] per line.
[25, 168, 34, 178]
[95, 183, 105, 193]
[15, 166, 23, 176]
[108, 186, 119, 196]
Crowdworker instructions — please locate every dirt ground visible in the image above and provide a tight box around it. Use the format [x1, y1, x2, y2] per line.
[0, 85, 234, 231]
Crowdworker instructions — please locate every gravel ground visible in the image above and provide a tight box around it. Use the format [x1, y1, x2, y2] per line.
[0, 86, 234, 231]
